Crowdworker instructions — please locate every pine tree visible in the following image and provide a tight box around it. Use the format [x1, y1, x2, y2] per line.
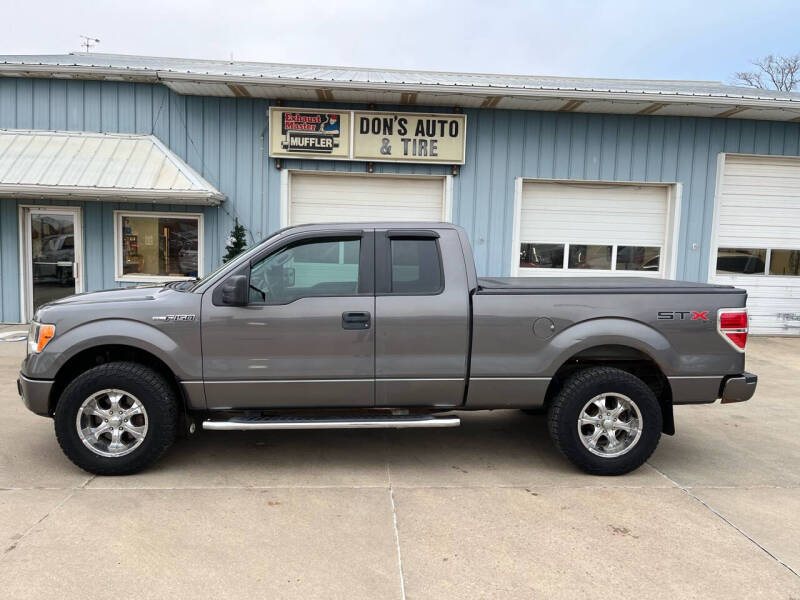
[222, 218, 247, 262]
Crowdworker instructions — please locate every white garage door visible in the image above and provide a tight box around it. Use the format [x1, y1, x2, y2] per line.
[289, 173, 446, 224]
[710, 154, 800, 335]
[513, 181, 672, 278]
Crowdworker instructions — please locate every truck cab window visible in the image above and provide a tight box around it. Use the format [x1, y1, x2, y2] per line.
[390, 238, 443, 294]
[250, 237, 360, 304]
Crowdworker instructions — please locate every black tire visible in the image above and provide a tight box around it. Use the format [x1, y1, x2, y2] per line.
[54, 362, 178, 475]
[547, 366, 662, 476]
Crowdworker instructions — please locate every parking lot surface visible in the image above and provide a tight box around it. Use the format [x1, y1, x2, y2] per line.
[0, 330, 798, 599]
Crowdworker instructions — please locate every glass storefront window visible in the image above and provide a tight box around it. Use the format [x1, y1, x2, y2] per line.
[616, 246, 661, 271]
[117, 212, 202, 280]
[716, 248, 767, 275]
[520, 243, 564, 268]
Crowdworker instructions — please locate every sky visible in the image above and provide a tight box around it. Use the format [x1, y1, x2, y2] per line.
[1, 0, 799, 84]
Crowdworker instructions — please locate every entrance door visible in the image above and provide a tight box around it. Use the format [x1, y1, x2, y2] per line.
[22, 207, 83, 320]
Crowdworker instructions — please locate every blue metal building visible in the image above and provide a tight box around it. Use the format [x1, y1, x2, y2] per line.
[1, 54, 799, 333]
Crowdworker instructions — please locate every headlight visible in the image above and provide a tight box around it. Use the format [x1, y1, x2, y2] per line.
[27, 322, 55, 354]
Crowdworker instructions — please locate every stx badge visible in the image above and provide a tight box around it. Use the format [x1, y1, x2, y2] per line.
[657, 311, 709, 321]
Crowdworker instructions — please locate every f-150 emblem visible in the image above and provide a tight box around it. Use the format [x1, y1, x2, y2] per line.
[152, 314, 196, 322]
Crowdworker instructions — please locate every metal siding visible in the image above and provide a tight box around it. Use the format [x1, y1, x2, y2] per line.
[66, 80, 83, 131]
[2, 78, 800, 322]
[16, 80, 32, 129]
[32, 79, 50, 130]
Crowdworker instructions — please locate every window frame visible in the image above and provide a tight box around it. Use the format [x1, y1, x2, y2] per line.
[767, 248, 800, 277]
[518, 242, 663, 275]
[114, 210, 204, 283]
[714, 246, 800, 278]
[238, 230, 374, 306]
[375, 231, 445, 296]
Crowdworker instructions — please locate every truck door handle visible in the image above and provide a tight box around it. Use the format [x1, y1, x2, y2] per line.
[342, 311, 371, 330]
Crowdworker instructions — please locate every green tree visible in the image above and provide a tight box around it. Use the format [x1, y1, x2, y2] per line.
[222, 218, 247, 262]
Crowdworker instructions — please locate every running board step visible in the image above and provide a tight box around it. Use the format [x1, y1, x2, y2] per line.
[202, 414, 460, 431]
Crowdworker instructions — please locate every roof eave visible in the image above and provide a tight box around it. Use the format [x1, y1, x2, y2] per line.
[0, 184, 225, 205]
[2, 62, 799, 109]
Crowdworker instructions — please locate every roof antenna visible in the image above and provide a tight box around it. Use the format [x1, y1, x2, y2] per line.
[80, 35, 100, 53]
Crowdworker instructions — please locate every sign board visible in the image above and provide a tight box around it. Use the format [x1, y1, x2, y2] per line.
[269, 107, 466, 165]
[269, 109, 350, 160]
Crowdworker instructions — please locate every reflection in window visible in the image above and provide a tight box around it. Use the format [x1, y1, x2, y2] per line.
[520, 243, 564, 268]
[568, 245, 612, 270]
[119, 214, 200, 278]
[616, 246, 661, 271]
[249, 238, 360, 304]
[391, 238, 443, 294]
[769, 249, 800, 276]
[716, 248, 767, 275]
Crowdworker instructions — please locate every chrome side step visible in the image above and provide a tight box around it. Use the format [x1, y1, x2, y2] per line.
[202, 414, 460, 431]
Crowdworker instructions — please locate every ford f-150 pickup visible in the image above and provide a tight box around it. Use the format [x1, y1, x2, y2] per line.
[18, 222, 757, 476]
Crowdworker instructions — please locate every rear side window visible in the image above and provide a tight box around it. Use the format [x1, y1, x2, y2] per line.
[390, 238, 443, 294]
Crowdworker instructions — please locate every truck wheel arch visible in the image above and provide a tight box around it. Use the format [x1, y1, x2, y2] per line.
[543, 341, 675, 436]
[49, 344, 185, 417]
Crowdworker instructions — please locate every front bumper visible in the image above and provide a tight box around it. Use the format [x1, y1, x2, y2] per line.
[17, 374, 54, 417]
[721, 371, 758, 404]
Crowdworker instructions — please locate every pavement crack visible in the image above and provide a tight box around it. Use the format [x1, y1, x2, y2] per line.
[386, 459, 407, 600]
[0, 490, 75, 561]
[648, 462, 800, 580]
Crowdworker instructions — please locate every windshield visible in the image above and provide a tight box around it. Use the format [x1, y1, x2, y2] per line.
[187, 227, 291, 292]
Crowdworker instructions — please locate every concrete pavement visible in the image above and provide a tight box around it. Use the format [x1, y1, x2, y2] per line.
[0, 333, 798, 598]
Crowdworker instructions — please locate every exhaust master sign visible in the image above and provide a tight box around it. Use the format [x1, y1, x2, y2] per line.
[270, 109, 350, 159]
[269, 108, 466, 165]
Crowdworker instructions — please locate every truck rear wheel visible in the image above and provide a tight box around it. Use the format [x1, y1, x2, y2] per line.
[547, 366, 662, 475]
[54, 362, 178, 475]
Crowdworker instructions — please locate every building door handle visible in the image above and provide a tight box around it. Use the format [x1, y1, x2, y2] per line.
[342, 311, 371, 330]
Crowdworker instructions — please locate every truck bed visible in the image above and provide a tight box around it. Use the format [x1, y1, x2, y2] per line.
[476, 276, 745, 295]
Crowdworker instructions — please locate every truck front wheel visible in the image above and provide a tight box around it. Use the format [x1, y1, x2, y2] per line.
[54, 362, 178, 475]
[547, 367, 662, 475]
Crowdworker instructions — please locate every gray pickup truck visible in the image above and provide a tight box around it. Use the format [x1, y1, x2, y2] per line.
[18, 222, 756, 476]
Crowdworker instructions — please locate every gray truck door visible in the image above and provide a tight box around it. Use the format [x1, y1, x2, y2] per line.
[374, 228, 471, 407]
[201, 230, 375, 409]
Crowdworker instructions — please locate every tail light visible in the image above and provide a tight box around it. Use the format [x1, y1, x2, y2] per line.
[718, 309, 748, 351]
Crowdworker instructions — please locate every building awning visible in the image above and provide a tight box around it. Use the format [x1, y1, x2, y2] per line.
[0, 129, 225, 205]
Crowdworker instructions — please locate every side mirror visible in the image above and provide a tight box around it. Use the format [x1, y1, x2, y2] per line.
[220, 275, 248, 306]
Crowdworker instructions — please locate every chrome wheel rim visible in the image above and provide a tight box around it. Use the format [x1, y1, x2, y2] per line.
[577, 393, 642, 458]
[76, 389, 148, 458]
